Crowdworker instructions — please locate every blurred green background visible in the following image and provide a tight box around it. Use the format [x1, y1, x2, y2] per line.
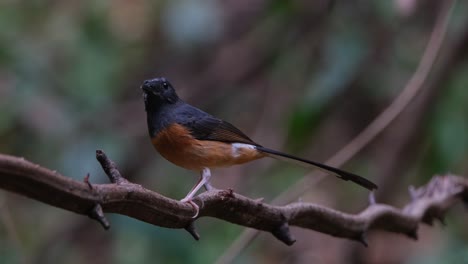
[1, 0, 468, 263]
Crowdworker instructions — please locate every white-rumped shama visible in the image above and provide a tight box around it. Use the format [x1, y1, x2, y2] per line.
[142, 77, 377, 209]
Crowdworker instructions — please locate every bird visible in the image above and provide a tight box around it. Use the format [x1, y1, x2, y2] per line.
[141, 77, 377, 214]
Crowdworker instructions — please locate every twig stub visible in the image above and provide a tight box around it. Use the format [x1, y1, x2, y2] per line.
[271, 222, 296, 246]
[88, 204, 110, 230]
[184, 221, 200, 241]
[96, 150, 129, 184]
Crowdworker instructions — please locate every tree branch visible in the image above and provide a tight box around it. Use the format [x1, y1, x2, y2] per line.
[0, 151, 466, 246]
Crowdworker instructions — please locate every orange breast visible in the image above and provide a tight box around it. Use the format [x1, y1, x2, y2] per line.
[151, 124, 264, 171]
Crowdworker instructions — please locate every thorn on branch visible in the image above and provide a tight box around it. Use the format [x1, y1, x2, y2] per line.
[406, 229, 418, 240]
[254, 197, 265, 203]
[220, 188, 235, 200]
[436, 215, 446, 226]
[424, 210, 447, 227]
[88, 204, 110, 230]
[357, 232, 368, 247]
[83, 173, 93, 190]
[422, 211, 437, 226]
[272, 222, 296, 246]
[96, 150, 128, 184]
[424, 218, 434, 226]
[184, 221, 200, 241]
[462, 197, 468, 211]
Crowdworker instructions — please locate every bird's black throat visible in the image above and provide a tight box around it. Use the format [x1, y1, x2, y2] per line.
[144, 92, 182, 138]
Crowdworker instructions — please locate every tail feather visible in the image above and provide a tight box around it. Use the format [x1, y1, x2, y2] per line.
[256, 146, 377, 190]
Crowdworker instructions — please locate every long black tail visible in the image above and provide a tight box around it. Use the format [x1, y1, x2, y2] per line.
[256, 146, 377, 190]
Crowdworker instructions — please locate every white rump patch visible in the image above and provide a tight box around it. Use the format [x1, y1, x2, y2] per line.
[231, 143, 256, 157]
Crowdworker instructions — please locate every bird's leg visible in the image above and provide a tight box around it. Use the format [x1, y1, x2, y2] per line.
[180, 168, 211, 218]
[204, 181, 214, 191]
[202, 168, 214, 191]
[183, 176, 203, 200]
[181, 168, 211, 202]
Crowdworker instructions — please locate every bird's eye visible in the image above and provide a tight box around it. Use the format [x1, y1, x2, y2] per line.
[162, 82, 169, 89]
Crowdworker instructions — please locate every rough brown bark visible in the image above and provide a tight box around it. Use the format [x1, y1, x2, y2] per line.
[0, 151, 466, 246]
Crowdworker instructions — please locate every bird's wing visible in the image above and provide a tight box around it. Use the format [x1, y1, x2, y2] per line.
[177, 108, 260, 146]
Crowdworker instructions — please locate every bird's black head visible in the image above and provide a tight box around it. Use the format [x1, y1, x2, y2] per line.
[141, 77, 180, 110]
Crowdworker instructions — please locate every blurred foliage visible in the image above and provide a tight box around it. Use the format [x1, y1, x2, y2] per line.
[0, 0, 468, 263]
[427, 63, 468, 176]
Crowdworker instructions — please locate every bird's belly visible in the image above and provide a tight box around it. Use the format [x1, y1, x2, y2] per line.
[151, 124, 264, 170]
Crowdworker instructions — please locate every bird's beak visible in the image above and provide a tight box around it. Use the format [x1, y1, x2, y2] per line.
[141, 84, 151, 93]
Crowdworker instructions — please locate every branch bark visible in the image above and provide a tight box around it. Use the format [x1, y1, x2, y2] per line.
[0, 151, 466, 246]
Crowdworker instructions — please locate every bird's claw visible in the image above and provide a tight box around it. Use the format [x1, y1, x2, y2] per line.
[180, 198, 199, 218]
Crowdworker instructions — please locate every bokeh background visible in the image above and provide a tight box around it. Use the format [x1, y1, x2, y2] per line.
[1, 0, 468, 263]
